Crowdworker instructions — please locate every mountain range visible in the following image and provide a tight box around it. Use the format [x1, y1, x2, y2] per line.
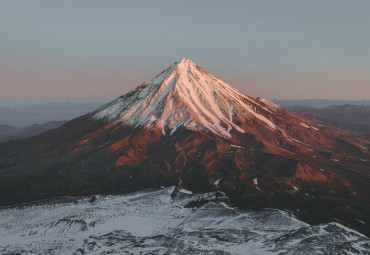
[0, 58, 369, 236]
[288, 104, 370, 135]
[273, 99, 370, 108]
[0, 102, 105, 126]
[0, 121, 67, 142]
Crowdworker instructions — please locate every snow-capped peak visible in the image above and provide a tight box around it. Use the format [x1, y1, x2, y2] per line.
[176, 57, 195, 68]
[93, 58, 278, 138]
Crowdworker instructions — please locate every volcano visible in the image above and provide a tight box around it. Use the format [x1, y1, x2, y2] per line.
[0, 58, 369, 235]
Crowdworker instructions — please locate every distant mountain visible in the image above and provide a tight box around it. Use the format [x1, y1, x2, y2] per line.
[0, 121, 67, 142]
[1, 58, 369, 236]
[273, 99, 370, 108]
[287, 104, 370, 135]
[0, 102, 106, 126]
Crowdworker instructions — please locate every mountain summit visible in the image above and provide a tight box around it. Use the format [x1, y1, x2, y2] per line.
[93, 58, 276, 138]
[0, 59, 369, 235]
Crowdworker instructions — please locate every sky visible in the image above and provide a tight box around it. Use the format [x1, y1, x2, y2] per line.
[1, 0, 370, 103]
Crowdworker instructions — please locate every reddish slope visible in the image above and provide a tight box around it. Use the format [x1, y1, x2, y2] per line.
[0, 58, 369, 235]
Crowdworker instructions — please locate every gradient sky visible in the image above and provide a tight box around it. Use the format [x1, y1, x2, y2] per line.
[1, 0, 370, 102]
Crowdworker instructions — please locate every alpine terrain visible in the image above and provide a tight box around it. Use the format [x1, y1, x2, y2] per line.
[0, 58, 369, 239]
[1, 187, 369, 254]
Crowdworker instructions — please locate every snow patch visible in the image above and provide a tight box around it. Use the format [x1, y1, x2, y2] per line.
[300, 122, 310, 128]
[230, 144, 244, 149]
[253, 178, 261, 191]
[178, 188, 193, 194]
[356, 219, 366, 225]
[214, 178, 222, 188]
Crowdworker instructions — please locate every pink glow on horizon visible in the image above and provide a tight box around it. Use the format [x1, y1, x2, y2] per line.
[1, 66, 369, 101]
[0, 68, 143, 100]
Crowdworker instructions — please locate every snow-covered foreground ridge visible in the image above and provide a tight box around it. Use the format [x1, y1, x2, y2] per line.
[93, 58, 279, 138]
[0, 187, 368, 254]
